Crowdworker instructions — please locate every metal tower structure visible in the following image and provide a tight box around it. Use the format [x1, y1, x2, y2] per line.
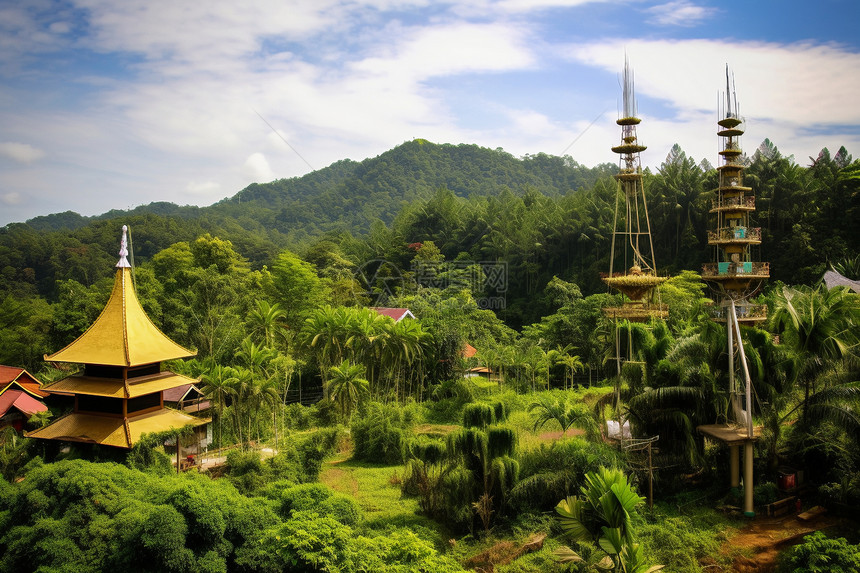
[602, 58, 667, 383]
[698, 66, 767, 518]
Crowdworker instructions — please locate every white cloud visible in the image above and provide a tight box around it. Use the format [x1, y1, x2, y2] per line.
[242, 153, 275, 182]
[1, 192, 22, 205]
[458, 0, 608, 15]
[354, 22, 534, 78]
[0, 142, 45, 163]
[561, 38, 860, 168]
[646, 1, 716, 27]
[75, 0, 341, 63]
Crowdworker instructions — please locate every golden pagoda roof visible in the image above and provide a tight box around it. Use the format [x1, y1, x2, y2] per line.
[45, 266, 195, 367]
[45, 371, 196, 399]
[26, 408, 209, 449]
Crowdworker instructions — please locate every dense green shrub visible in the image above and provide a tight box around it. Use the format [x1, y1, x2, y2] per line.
[319, 493, 363, 526]
[125, 432, 174, 474]
[282, 403, 314, 430]
[261, 512, 465, 572]
[779, 531, 860, 573]
[819, 477, 860, 511]
[226, 449, 267, 493]
[310, 399, 339, 427]
[403, 425, 519, 532]
[463, 403, 495, 428]
[298, 426, 343, 480]
[0, 459, 280, 573]
[264, 510, 352, 571]
[462, 401, 508, 428]
[270, 479, 362, 526]
[277, 483, 335, 517]
[403, 435, 446, 465]
[638, 510, 725, 572]
[753, 481, 779, 506]
[225, 427, 342, 494]
[425, 379, 475, 423]
[510, 438, 620, 512]
[351, 402, 412, 464]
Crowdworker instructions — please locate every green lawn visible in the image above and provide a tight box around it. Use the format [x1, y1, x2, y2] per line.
[320, 453, 453, 543]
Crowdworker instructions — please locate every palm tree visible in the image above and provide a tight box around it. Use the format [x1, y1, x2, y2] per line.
[529, 395, 598, 440]
[382, 317, 429, 401]
[200, 364, 239, 451]
[537, 347, 560, 391]
[555, 344, 583, 391]
[327, 360, 369, 419]
[227, 366, 253, 447]
[771, 284, 860, 424]
[626, 319, 729, 465]
[246, 300, 288, 349]
[236, 337, 277, 378]
[298, 305, 348, 393]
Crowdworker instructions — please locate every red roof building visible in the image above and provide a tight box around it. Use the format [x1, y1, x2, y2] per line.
[0, 365, 49, 398]
[0, 366, 49, 431]
[370, 307, 415, 322]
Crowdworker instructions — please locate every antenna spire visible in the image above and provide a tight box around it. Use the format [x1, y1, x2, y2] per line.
[116, 225, 131, 268]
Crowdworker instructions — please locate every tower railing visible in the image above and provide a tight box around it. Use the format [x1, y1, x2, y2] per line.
[701, 261, 770, 278]
[711, 196, 755, 211]
[707, 227, 762, 243]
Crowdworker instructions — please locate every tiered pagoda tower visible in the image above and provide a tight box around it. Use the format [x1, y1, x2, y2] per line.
[602, 57, 667, 322]
[28, 226, 209, 449]
[701, 67, 769, 323]
[602, 58, 667, 381]
[697, 68, 767, 518]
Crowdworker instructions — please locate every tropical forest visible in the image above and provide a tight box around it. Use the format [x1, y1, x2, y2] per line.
[1, 137, 860, 572]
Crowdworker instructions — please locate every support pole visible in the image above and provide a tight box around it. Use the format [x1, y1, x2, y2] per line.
[648, 442, 654, 510]
[744, 441, 755, 517]
[730, 444, 740, 489]
[730, 300, 754, 438]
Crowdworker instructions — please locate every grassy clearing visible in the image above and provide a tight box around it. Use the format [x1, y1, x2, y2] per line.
[320, 453, 453, 546]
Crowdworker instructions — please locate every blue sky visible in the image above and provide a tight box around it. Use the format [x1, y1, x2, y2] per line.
[1, 0, 859, 226]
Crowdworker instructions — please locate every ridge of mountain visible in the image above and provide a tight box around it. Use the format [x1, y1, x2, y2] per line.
[20, 140, 616, 237]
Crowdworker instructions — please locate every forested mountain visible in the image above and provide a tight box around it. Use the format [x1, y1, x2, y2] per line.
[1, 139, 858, 330]
[21, 141, 616, 238]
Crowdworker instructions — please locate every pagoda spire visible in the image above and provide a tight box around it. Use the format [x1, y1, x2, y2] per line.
[44, 226, 195, 367]
[116, 224, 131, 268]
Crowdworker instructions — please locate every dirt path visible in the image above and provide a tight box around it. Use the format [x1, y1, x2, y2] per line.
[711, 513, 845, 572]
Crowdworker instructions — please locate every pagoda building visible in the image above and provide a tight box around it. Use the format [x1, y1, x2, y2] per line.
[28, 226, 209, 449]
[697, 68, 767, 518]
[601, 58, 667, 382]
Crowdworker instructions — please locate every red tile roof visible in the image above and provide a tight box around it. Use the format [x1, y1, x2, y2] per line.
[462, 343, 477, 358]
[0, 389, 48, 418]
[370, 307, 415, 322]
[0, 366, 49, 398]
[163, 383, 196, 403]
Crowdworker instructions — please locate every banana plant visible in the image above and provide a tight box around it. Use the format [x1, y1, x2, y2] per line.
[554, 467, 663, 573]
